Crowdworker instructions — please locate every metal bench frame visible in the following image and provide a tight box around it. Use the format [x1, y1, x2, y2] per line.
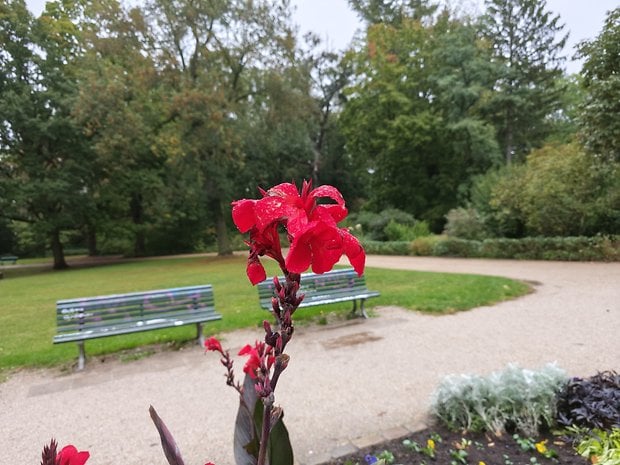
[257, 268, 380, 319]
[53, 284, 221, 369]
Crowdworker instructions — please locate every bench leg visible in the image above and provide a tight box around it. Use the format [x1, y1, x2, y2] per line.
[349, 300, 369, 319]
[77, 341, 86, 370]
[360, 298, 369, 319]
[196, 323, 205, 347]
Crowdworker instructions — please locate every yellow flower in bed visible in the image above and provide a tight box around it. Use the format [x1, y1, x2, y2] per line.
[535, 439, 548, 454]
[427, 439, 436, 450]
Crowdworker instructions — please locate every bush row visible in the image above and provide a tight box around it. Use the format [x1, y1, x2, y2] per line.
[360, 235, 620, 261]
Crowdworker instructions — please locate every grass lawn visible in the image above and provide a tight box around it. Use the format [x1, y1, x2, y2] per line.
[0, 255, 530, 371]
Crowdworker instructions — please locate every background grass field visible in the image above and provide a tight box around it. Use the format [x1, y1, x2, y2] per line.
[0, 255, 529, 371]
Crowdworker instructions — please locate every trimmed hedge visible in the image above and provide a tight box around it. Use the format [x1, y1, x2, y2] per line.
[360, 235, 620, 261]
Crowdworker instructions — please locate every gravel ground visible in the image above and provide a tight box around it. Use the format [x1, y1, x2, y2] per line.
[1, 256, 618, 465]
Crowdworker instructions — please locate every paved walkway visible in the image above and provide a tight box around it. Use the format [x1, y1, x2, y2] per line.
[1, 256, 618, 465]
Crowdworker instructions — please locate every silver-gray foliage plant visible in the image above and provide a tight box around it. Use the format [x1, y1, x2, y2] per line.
[430, 363, 567, 437]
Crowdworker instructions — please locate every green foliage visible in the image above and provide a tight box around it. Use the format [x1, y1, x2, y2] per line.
[465, 236, 619, 261]
[432, 238, 480, 258]
[481, 0, 568, 163]
[443, 208, 488, 240]
[468, 143, 620, 238]
[410, 235, 444, 256]
[360, 235, 620, 261]
[360, 240, 413, 256]
[348, 209, 417, 241]
[517, 144, 620, 237]
[384, 219, 431, 241]
[431, 364, 567, 436]
[575, 428, 620, 465]
[577, 7, 620, 162]
[341, 12, 500, 230]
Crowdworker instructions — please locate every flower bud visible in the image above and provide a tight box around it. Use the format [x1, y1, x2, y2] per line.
[275, 353, 289, 372]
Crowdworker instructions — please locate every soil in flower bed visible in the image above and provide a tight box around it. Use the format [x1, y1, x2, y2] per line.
[323, 424, 587, 465]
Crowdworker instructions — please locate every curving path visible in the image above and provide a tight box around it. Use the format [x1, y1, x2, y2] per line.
[1, 256, 618, 465]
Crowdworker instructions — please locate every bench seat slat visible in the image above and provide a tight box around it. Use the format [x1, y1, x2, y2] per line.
[53, 311, 222, 343]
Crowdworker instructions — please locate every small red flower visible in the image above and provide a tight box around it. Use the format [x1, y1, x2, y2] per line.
[238, 342, 274, 379]
[56, 445, 90, 465]
[204, 337, 223, 353]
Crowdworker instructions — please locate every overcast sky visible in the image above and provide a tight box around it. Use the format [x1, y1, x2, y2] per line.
[25, 0, 618, 75]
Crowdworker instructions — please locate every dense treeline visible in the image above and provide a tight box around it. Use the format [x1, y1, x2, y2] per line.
[0, 0, 618, 268]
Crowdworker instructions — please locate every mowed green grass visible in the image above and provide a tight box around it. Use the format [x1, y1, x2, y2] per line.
[0, 255, 529, 371]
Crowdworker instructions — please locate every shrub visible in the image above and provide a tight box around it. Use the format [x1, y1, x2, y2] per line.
[556, 371, 620, 430]
[444, 208, 488, 240]
[432, 238, 480, 258]
[384, 219, 431, 241]
[360, 240, 412, 256]
[348, 209, 417, 241]
[575, 428, 620, 465]
[430, 364, 567, 436]
[411, 235, 444, 256]
[477, 236, 620, 261]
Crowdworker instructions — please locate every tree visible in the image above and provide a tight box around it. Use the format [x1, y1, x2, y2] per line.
[576, 7, 620, 162]
[0, 0, 95, 269]
[144, 0, 299, 255]
[71, 0, 170, 257]
[341, 10, 501, 230]
[481, 0, 568, 164]
[349, 0, 439, 25]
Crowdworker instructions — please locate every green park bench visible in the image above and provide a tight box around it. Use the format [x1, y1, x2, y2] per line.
[53, 284, 222, 370]
[0, 255, 18, 265]
[257, 268, 380, 319]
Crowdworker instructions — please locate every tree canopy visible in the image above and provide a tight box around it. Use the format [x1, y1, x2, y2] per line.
[0, 0, 617, 264]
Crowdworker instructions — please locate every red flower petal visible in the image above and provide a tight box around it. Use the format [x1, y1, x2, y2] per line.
[56, 445, 89, 465]
[204, 337, 223, 353]
[341, 229, 366, 276]
[238, 344, 252, 356]
[308, 226, 343, 274]
[285, 228, 313, 274]
[232, 199, 257, 233]
[309, 185, 345, 207]
[247, 259, 267, 285]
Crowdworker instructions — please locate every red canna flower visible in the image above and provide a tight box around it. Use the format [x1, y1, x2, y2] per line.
[55, 445, 90, 465]
[204, 337, 223, 353]
[232, 180, 365, 282]
[238, 342, 274, 379]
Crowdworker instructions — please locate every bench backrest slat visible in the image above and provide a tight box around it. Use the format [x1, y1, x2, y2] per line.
[257, 268, 371, 308]
[56, 285, 215, 335]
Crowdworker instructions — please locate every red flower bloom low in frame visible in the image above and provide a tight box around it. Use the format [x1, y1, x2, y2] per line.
[232, 180, 365, 283]
[56, 445, 90, 465]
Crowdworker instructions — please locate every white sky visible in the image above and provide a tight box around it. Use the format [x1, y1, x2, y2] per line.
[25, 0, 619, 75]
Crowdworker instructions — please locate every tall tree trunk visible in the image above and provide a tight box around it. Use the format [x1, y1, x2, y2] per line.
[130, 193, 146, 257]
[86, 223, 98, 256]
[51, 228, 68, 270]
[215, 199, 232, 256]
